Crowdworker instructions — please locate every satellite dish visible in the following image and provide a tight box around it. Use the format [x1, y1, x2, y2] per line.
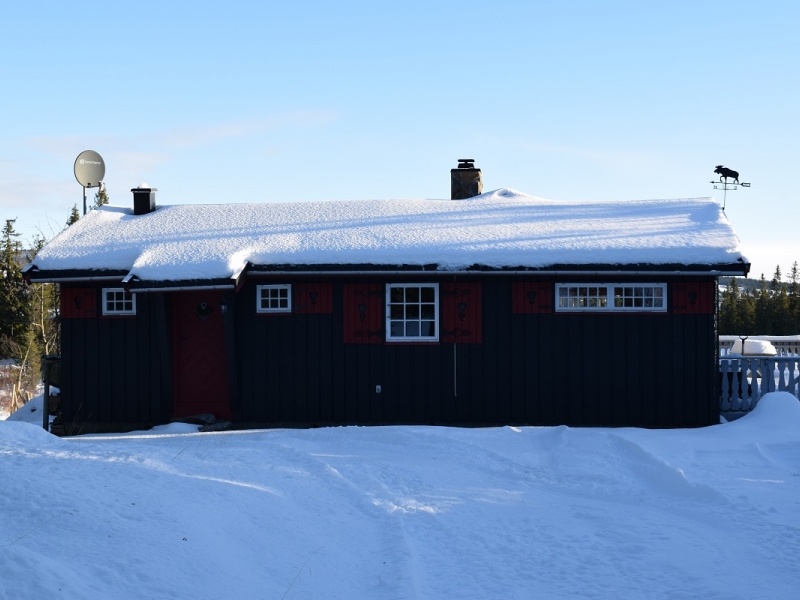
[74, 150, 105, 188]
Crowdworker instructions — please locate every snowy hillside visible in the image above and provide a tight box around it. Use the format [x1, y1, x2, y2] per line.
[2, 394, 799, 599]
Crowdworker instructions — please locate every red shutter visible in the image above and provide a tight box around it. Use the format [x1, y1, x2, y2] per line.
[343, 284, 383, 344]
[294, 283, 333, 314]
[673, 281, 714, 314]
[512, 282, 553, 314]
[61, 287, 97, 319]
[441, 282, 482, 343]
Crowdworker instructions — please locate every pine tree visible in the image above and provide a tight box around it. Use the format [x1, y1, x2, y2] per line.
[754, 273, 772, 334]
[93, 187, 110, 209]
[738, 288, 756, 335]
[719, 278, 739, 333]
[0, 219, 31, 353]
[66, 204, 80, 226]
[770, 265, 783, 294]
[789, 262, 800, 333]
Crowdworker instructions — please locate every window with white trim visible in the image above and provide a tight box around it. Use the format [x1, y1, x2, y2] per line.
[386, 283, 439, 341]
[257, 284, 291, 313]
[556, 284, 667, 312]
[102, 288, 136, 316]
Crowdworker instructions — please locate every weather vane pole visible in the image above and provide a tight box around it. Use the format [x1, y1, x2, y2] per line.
[710, 165, 750, 210]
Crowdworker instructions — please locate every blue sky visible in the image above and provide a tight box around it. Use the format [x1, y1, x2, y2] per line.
[2, 1, 797, 278]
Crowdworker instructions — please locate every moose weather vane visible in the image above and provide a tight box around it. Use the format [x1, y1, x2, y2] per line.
[710, 165, 750, 210]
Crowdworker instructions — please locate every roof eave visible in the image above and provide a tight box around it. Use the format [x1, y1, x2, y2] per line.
[24, 260, 750, 288]
[246, 261, 751, 276]
[23, 267, 129, 283]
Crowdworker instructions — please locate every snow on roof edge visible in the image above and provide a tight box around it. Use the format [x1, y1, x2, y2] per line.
[31, 189, 749, 282]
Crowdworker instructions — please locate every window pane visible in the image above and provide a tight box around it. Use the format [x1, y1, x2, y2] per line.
[258, 286, 291, 312]
[387, 284, 438, 341]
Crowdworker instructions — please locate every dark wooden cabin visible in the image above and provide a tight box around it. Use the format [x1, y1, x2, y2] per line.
[27, 172, 749, 433]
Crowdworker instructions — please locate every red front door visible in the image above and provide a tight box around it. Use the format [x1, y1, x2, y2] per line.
[173, 291, 231, 419]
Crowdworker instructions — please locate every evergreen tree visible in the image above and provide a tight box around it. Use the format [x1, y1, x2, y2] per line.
[66, 204, 80, 226]
[93, 186, 110, 209]
[738, 288, 756, 334]
[789, 262, 800, 333]
[754, 274, 771, 334]
[0, 219, 31, 353]
[773, 285, 791, 334]
[770, 265, 783, 294]
[719, 278, 739, 333]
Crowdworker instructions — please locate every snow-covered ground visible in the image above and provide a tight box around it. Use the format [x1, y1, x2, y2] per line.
[2, 394, 799, 599]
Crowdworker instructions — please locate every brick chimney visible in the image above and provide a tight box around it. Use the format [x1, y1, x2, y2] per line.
[451, 159, 482, 200]
[131, 184, 157, 215]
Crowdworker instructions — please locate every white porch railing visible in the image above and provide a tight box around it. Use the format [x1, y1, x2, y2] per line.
[719, 335, 800, 356]
[719, 356, 800, 414]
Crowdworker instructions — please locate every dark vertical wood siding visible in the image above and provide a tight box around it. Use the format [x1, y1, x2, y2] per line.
[59, 285, 171, 433]
[61, 275, 720, 432]
[234, 275, 718, 429]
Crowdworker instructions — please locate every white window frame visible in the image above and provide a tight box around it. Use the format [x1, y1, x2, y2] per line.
[102, 288, 136, 316]
[256, 284, 292, 313]
[555, 283, 667, 312]
[386, 283, 439, 342]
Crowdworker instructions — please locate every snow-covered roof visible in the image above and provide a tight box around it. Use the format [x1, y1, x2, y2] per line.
[29, 188, 748, 283]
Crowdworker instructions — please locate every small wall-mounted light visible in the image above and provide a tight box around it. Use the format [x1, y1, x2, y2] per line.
[220, 301, 228, 314]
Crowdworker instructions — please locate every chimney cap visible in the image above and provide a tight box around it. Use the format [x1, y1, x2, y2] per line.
[457, 159, 477, 169]
[131, 184, 158, 192]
